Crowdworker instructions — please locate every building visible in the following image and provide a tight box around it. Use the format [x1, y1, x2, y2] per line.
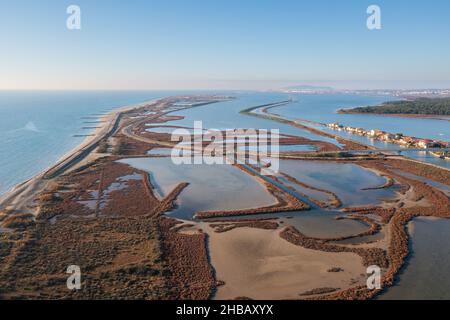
[417, 139, 435, 149]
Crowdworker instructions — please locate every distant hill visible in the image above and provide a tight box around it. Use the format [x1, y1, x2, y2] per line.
[339, 98, 450, 115]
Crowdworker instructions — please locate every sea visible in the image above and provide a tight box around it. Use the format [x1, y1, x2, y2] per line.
[0, 91, 178, 196]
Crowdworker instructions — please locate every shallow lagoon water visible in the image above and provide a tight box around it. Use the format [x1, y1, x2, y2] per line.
[276, 175, 332, 203]
[217, 210, 371, 239]
[164, 93, 344, 147]
[278, 160, 396, 207]
[403, 151, 450, 170]
[268, 94, 450, 168]
[239, 144, 317, 153]
[164, 92, 449, 169]
[280, 211, 370, 239]
[122, 154, 374, 240]
[272, 94, 449, 142]
[147, 148, 173, 155]
[118, 157, 277, 220]
[380, 217, 450, 300]
[392, 169, 450, 197]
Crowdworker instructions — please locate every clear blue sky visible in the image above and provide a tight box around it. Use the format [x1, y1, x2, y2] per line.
[1, 0, 450, 90]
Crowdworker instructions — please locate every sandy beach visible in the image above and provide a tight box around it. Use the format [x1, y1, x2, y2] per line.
[0, 98, 162, 214]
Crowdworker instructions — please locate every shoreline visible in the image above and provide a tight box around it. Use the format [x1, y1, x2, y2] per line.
[0, 98, 163, 213]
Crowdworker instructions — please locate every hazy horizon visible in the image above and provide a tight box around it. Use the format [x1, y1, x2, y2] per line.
[1, 80, 450, 92]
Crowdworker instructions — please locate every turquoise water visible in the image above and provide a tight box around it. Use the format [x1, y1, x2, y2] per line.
[0, 91, 182, 196]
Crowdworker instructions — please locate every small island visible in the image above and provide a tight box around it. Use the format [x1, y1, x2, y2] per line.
[339, 97, 450, 116]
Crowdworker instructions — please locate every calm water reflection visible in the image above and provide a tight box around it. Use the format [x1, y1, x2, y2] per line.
[278, 160, 396, 207]
[380, 217, 450, 300]
[118, 157, 277, 220]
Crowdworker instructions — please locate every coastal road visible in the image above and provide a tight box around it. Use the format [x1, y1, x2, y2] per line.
[0, 99, 164, 213]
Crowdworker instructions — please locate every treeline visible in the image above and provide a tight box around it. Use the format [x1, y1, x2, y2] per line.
[340, 98, 450, 115]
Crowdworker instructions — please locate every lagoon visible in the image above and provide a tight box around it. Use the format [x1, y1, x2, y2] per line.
[118, 157, 277, 220]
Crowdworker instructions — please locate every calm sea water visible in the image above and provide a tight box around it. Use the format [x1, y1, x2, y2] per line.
[0, 91, 183, 196]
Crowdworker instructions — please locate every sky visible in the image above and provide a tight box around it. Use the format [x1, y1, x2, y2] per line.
[1, 0, 450, 90]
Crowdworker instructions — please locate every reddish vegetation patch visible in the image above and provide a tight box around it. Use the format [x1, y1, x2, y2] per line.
[101, 176, 158, 217]
[25, 155, 216, 300]
[37, 160, 106, 220]
[332, 215, 381, 241]
[343, 207, 397, 224]
[336, 137, 372, 151]
[280, 226, 388, 268]
[151, 182, 190, 216]
[158, 218, 215, 299]
[118, 135, 158, 155]
[210, 219, 279, 233]
[385, 159, 450, 186]
[278, 135, 340, 153]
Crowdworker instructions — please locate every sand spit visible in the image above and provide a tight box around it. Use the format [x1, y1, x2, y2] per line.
[0, 99, 164, 214]
[242, 104, 374, 151]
